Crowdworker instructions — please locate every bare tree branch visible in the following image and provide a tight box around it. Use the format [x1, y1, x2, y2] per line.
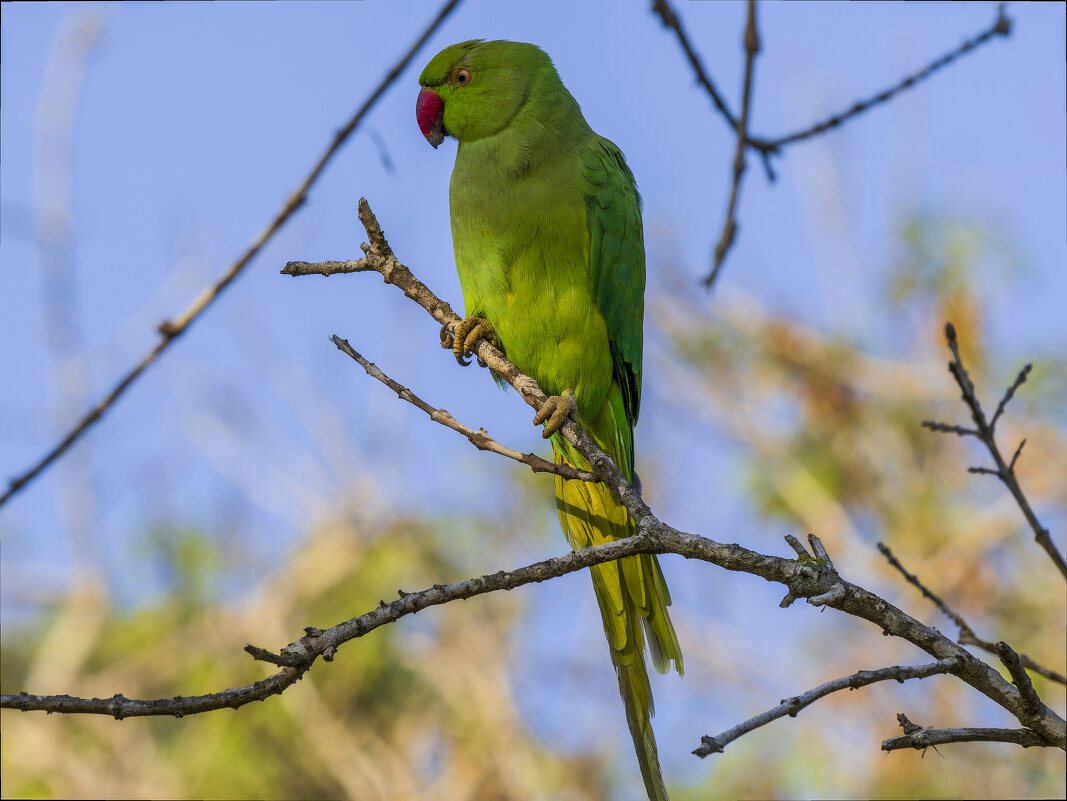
[883, 714, 1049, 752]
[765, 3, 1012, 150]
[328, 335, 595, 482]
[651, 0, 738, 134]
[0, 0, 465, 510]
[878, 543, 1065, 685]
[991, 363, 1032, 429]
[654, 0, 1011, 156]
[694, 658, 962, 757]
[1, 673, 305, 719]
[7, 521, 1062, 751]
[0, 528, 817, 718]
[923, 322, 1065, 578]
[652, 0, 1013, 285]
[282, 259, 365, 277]
[704, 0, 759, 289]
[996, 641, 1046, 718]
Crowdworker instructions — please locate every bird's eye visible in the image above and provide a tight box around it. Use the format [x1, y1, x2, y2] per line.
[454, 68, 471, 86]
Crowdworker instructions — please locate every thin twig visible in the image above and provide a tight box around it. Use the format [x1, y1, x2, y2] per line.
[878, 543, 1066, 685]
[0, 0, 465, 510]
[991, 364, 1032, 429]
[651, 0, 738, 132]
[654, 0, 1010, 159]
[651, 0, 777, 182]
[694, 658, 962, 757]
[877, 542, 976, 636]
[883, 722, 1047, 751]
[922, 420, 978, 437]
[704, 0, 759, 289]
[328, 335, 595, 482]
[923, 322, 1065, 578]
[282, 259, 364, 277]
[767, 4, 1012, 150]
[996, 641, 1046, 718]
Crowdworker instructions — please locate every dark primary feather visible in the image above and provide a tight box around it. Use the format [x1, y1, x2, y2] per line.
[584, 138, 645, 433]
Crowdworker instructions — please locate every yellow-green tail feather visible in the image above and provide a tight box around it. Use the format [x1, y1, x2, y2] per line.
[551, 419, 682, 801]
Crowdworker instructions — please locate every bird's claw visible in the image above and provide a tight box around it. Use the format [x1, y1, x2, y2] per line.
[443, 316, 498, 367]
[533, 390, 577, 439]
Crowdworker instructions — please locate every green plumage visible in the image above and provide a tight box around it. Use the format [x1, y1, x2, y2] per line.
[419, 40, 682, 801]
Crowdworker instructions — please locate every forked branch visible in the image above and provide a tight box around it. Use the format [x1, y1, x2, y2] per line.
[329, 335, 595, 482]
[878, 543, 1065, 685]
[883, 713, 1048, 752]
[923, 322, 1065, 578]
[694, 658, 962, 757]
[653, 0, 1012, 287]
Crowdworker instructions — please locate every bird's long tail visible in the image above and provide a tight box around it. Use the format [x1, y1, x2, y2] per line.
[551, 416, 682, 801]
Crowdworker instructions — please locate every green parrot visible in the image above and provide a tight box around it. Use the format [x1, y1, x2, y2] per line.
[417, 40, 682, 800]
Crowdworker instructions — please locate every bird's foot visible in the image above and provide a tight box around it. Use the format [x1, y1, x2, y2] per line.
[533, 389, 577, 439]
[440, 317, 499, 367]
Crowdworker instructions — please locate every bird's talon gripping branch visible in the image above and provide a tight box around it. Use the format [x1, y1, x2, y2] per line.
[439, 322, 454, 349]
[533, 390, 577, 439]
[446, 316, 498, 367]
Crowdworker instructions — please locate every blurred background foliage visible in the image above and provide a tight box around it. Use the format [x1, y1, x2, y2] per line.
[3, 209, 1064, 799]
[2, 511, 614, 800]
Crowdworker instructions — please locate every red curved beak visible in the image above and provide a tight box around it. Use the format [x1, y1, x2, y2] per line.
[416, 88, 445, 149]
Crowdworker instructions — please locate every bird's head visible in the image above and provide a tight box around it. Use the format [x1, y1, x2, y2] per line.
[416, 39, 553, 148]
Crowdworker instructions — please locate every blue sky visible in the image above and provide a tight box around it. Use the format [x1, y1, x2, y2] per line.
[2, 1, 1065, 794]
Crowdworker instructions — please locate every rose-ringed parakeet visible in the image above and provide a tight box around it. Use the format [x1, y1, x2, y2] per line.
[417, 40, 682, 800]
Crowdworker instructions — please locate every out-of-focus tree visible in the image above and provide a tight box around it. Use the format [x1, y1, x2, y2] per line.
[1, 506, 615, 800]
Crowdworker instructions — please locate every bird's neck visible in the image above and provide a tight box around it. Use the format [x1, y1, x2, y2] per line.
[455, 79, 590, 181]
